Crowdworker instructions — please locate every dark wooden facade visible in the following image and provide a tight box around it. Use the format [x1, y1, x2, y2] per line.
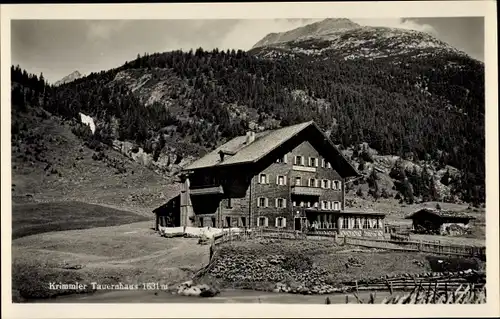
[154, 121, 386, 235]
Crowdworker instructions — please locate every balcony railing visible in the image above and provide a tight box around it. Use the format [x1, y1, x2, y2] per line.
[291, 185, 323, 196]
[189, 185, 224, 196]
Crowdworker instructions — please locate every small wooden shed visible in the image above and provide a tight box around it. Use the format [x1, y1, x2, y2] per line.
[405, 208, 475, 235]
[152, 195, 181, 230]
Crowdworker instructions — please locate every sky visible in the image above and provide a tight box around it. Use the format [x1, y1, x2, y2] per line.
[11, 17, 484, 84]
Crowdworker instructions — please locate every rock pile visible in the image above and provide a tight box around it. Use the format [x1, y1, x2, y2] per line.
[207, 253, 331, 292]
[175, 280, 220, 297]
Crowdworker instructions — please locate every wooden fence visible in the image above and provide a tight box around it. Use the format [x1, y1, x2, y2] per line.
[344, 236, 486, 258]
[210, 227, 485, 258]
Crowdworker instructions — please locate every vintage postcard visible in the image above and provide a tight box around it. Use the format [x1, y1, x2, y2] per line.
[1, 1, 498, 318]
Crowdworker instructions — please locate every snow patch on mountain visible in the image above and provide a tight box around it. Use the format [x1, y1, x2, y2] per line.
[79, 112, 96, 134]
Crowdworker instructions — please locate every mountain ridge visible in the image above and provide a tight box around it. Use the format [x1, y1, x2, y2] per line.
[10, 19, 485, 206]
[251, 18, 476, 62]
[54, 70, 83, 86]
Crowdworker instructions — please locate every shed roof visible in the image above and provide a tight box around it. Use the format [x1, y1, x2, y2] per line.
[182, 120, 359, 177]
[405, 208, 476, 220]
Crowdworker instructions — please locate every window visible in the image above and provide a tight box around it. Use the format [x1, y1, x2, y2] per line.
[293, 201, 297, 207]
[199, 217, 204, 227]
[342, 216, 349, 229]
[276, 217, 286, 228]
[277, 175, 286, 185]
[258, 217, 268, 227]
[308, 157, 318, 167]
[276, 154, 287, 163]
[239, 217, 247, 228]
[322, 179, 329, 189]
[226, 197, 232, 209]
[333, 180, 341, 190]
[321, 158, 325, 168]
[322, 201, 328, 210]
[309, 178, 316, 187]
[257, 197, 266, 207]
[276, 198, 286, 208]
[299, 201, 304, 207]
[363, 218, 370, 229]
[259, 174, 268, 184]
[354, 218, 360, 229]
[295, 177, 301, 186]
[306, 201, 311, 208]
[374, 218, 381, 229]
[314, 202, 319, 208]
[294, 155, 304, 166]
[327, 162, 332, 169]
[333, 201, 340, 211]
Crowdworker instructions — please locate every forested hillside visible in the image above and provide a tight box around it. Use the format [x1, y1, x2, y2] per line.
[10, 21, 485, 205]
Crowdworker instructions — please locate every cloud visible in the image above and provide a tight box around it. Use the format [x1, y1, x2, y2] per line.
[85, 20, 129, 41]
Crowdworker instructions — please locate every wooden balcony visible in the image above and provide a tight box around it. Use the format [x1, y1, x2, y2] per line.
[189, 185, 224, 196]
[290, 185, 323, 196]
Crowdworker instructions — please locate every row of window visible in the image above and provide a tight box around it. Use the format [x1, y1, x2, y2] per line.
[257, 197, 341, 210]
[257, 197, 287, 208]
[255, 216, 382, 229]
[275, 154, 334, 169]
[258, 173, 342, 190]
[339, 216, 382, 229]
[294, 201, 341, 210]
[257, 216, 286, 228]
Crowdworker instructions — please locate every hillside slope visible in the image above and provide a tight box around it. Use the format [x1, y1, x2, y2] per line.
[11, 69, 178, 214]
[10, 18, 485, 206]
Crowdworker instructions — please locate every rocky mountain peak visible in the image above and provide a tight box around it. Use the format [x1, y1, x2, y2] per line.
[54, 70, 83, 86]
[252, 18, 360, 49]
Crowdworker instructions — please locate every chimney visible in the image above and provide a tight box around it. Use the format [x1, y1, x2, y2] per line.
[219, 150, 225, 162]
[246, 131, 256, 144]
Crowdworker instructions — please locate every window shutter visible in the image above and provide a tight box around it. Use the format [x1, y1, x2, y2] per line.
[257, 198, 260, 207]
[275, 198, 278, 208]
[322, 159, 325, 167]
[276, 176, 279, 185]
[315, 180, 319, 188]
[300, 157, 305, 166]
[265, 198, 269, 207]
[275, 218, 278, 227]
[258, 175, 261, 184]
[339, 181, 342, 190]
[265, 217, 269, 227]
[283, 199, 287, 208]
[315, 158, 319, 167]
[283, 218, 287, 228]
[266, 175, 270, 184]
[294, 156, 298, 165]
[327, 180, 331, 189]
[284, 155, 288, 164]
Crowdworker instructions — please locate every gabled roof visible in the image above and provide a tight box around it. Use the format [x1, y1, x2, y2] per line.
[405, 208, 476, 220]
[182, 120, 359, 177]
